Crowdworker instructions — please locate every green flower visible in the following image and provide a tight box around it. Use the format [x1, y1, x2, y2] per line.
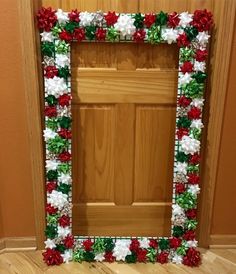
[147, 248, 157, 262]
[184, 26, 198, 41]
[180, 48, 195, 62]
[47, 136, 69, 154]
[125, 253, 137, 263]
[107, 27, 119, 42]
[45, 95, 57, 106]
[45, 225, 57, 239]
[177, 117, 191, 128]
[173, 226, 184, 237]
[57, 183, 71, 194]
[147, 25, 162, 44]
[85, 26, 96, 40]
[133, 13, 144, 28]
[156, 11, 168, 26]
[176, 192, 197, 209]
[42, 42, 55, 57]
[176, 152, 190, 163]
[73, 249, 85, 262]
[45, 118, 58, 131]
[158, 238, 169, 250]
[46, 170, 58, 180]
[55, 40, 69, 54]
[59, 116, 72, 129]
[58, 67, 70, 79]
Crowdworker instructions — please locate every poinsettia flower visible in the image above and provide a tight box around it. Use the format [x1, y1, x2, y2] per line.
[47, 190, 68, 210]
[180, 135, 200, 155]
[194, 61, 206, 72]
[79, 11, 94, 27]
[58, 173, 72, 184]
[55, 54, 70, 68]
[56, 9, 69, 24]
[44, 238, 56, 249]
[190, 119, 203, 129]
[43, 128, 58, 141]
[40, 31, 54, 42]
[162, 28, 178, 44]
[114, 14, 136, 37]
[179, 12, 193, 27]
[196, 31, 210, 46]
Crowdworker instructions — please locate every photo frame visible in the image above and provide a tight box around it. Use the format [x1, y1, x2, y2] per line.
[37, 7, 213, 266]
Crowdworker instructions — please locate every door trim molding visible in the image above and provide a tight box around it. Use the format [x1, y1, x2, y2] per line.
[18, 0, 236, 249]
[0, 237, 36, 254]
[209, 235, 236, 248]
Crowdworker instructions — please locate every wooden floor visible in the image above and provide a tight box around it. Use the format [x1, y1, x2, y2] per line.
[0, 249, 236, 274]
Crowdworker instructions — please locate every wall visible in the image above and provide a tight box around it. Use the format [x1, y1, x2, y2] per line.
[0, 0, 35, 237]
[0, 0, 235, 243]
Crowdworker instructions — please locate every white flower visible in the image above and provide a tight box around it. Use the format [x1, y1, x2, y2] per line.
[45, 76, 68, 98]
[40, 31, 54, 42]
[57, 226, 71, 237]
[139, 238, 149, 249]
[179, 12, 193, 28]
[94, 252, 105, 262]
[188, 185, 200, 195]
[46, 160, 59, 171]
[179, 73, 192, 85]
[56, 9, 69, 24]
[58, 173, 72, 185]
[47, 190, 68, 210]
[55, 54, 70, 68]
[43, 128, 57, 141]
[162, 28, 178, 44]
[62, 250, 72, 263]
[180, 136, 200, 155]
[172, 254, 183, 264]
[114, 14, 136, 37]
[191, 98, 204, 108]
[44, 238, 56, 249]
[194, 61, 206, 72]
[175, 162, 188, 175]
[187, 240, 198, 248]
[79, 12, 94, 27]
[172, 204, 184, 216]
[190, 119, 203, 130]
[113, 240, 131, 261]
[196, 32, 210, 46]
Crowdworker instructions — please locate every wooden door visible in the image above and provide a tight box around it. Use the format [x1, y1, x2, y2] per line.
[41, 0, 213, 238]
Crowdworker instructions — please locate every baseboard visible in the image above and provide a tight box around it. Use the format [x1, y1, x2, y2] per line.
[210, 234, 236, 248]
[0, 237, 36, 253]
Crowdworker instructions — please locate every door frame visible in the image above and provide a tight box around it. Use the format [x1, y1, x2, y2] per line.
[18, 0, 236, 249]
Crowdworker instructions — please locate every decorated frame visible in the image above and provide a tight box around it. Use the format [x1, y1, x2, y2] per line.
[37, 7, 213, 267]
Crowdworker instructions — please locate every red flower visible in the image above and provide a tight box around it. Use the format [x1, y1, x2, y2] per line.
[183, 247, 201, 267]
[157, 251, 169, 264]
[69, 9, 80, 22]
[74, 28, 85, 42]
[191, 9, 213, 32]
[44, 66, 58, 78]
[167, 12, 180, 28]
[58, 151, 71, 162]
[46, 181, 57, 193]
[178, 96, 192, 107]
[96, 28, 106, 41]
[177, 33, 190, 47]
[58, 215, 70, 227]
[104, 11, 118, 26]
[186, 209, 197, 219]
[144, 14, 156, 28]
[188, 173, 200, 184]
[58, 94, 71, 107]
[180, 61, 194, 73]
[188, 107, 201, 120]
[59, 30, 73, 42]
[43, 248, 63, 266]
[189, 153, 200, 165]
[195, 49, 208, 62]
[175, 183, 186, 194]
[133, 29, 146, 42]
[137, 249, 147, 262]
[176, 128, 189, 140]
[149, 239, 158, 249]
[170, 237, 182, 249]
[46, 203, 58, 214]
[183, 230, 196, 241]
[130, 239, 140, 252]
[45, 106, 57, 117]
[37, 7, 57, 31]
[83, 239, 93, 251]
[104, 251, 115, 262]
[63, 235, 75, 248]
[58, 129, 72, 139]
